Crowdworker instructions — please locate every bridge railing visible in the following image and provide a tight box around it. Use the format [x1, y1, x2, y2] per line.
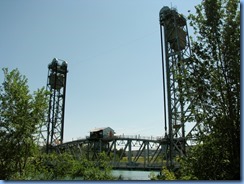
[114, 134, 164, 141]
[70, 135, 165, 143]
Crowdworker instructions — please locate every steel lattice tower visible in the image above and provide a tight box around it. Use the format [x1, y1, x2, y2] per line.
[159, 6, 194, 168]
[38, 58, 68, 153]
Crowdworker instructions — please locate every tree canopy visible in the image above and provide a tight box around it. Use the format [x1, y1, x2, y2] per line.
[0, 68, 49, 179]
[179, 0, 240, 180]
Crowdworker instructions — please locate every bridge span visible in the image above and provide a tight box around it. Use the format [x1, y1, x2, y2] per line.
[53, 135, 184, 171]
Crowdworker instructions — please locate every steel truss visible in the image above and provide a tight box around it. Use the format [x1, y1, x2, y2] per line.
[54, 137, 176, 170]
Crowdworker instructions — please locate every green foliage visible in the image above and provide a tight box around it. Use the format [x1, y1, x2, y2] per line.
[149, 167, 176, 180]
[0, 68, 49, 180]
[159, 167, 176, 180]
[179, 138, 233, 180]
[70, 152, 114, 180]
[36, 152, 75, 180]
[149, 172, 157, 180]
[178, 0, 240, 180]
[10, 151, 115, 180]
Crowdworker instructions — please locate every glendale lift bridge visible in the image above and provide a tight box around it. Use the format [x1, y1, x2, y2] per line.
[37, 6, 198, 171]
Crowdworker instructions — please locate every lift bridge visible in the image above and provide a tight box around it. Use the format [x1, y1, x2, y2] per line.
[37, 6, 198, 171]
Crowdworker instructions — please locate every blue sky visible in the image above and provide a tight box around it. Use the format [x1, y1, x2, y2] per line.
[0, 0, 202, 142]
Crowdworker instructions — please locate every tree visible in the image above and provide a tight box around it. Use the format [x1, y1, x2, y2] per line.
[24, 152, 76, 180]
[71, 152, 115, 180]
[178, 0, 240, 180]
[149, 166, 176, 180]
[8, 150, 115, 180]
[0, 68, 49, 179]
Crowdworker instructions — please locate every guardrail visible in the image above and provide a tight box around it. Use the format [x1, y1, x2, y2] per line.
[114, 135, 164, 141]
[70, 135, 165, 142]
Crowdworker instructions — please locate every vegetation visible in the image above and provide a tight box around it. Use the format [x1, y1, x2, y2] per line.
[150, 167, 176, 180]
[9, 151, 115, 180]
[0, 68, 49, 179]
[181, 0, 240, 180]
[70, 152, 114, 180]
